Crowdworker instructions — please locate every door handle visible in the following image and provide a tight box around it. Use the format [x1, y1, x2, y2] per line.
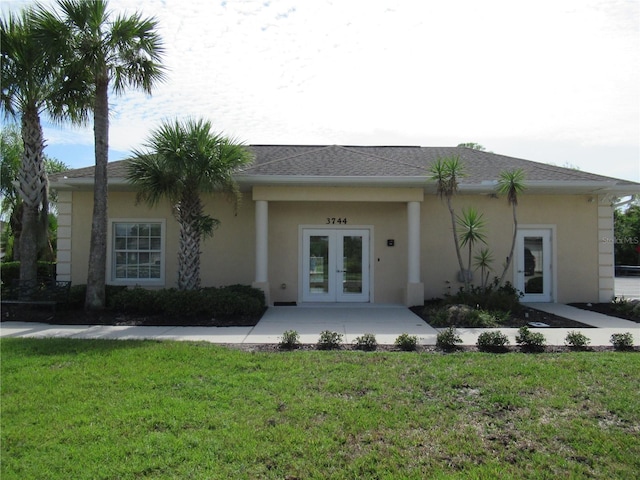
[336, 270, 345, 273]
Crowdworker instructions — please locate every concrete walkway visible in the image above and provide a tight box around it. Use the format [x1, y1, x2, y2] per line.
[1, 303, 638, 347]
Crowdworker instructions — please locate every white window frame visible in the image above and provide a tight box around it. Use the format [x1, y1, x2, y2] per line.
[107, 218, 166, 286]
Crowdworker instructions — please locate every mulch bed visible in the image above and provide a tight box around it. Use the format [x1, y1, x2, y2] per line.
[0, 304, 263, 327]
[3, 302, 636, 329]
[569, 302, 640, 323]
[409, 305, 595, 329]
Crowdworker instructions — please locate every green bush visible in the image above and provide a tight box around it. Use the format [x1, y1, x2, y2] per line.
[317, 330, 344, 350]
[565, 331, 591, 350]
[353, 333, 378, 351]
[107, 285, 265, 319]
[515, 326, 546, 352]
[610, 332, 634, 351]
[0, 261, 57, 285]
[279, 330, 301, 350]
[611, 297, 640, 320]
[394, 333, 418, 351]
[445, 279, 522, 313]
[427, 304, 499, 328]
[477, 331, 510, 353]
[436, 327, 462, 351]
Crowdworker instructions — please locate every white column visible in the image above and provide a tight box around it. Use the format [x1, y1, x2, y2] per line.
[253, 200, 270, 304]
[405, 201, 424, 306]
[407, 201, 421, 283]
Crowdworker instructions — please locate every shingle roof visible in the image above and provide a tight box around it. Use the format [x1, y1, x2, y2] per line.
[49, 145, 640, 194]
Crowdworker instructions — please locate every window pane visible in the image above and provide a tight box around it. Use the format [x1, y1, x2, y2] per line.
[309, 236, 329, 293]
[342, 235, 363, 294]
[112, 222, 163, 281]
[524, 237, 543, 294]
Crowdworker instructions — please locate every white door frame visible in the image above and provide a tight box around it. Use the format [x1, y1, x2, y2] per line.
[300, 226, 372, 303]
[515, 226, 555, 302]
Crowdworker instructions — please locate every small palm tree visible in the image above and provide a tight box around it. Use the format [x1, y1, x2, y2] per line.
[473, 248, 494, 290]
[429, 156, 467, 287]
[35, 0, 166, 309]
[457, 206, 487, 281]
[496, 168, 526, 286]
[127, 118, 253, 290]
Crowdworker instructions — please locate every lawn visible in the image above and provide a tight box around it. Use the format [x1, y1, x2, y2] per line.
[2, 339, 639, 479]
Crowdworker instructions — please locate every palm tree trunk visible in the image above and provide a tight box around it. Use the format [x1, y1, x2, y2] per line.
[18, 107, 46, 286]
[499, 203, 518, 286]
[85, 76, 109, 310]
[176, 189, 202, 290]
[447, 196, 468, 289]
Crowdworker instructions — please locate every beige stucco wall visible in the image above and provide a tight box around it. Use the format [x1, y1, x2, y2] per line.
[63, 187, 602, 304]
[421, 194, 599, 303]
[67, 190, 256, 289]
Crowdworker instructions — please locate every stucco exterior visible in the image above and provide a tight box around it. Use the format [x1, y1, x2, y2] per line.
[57, 185, 609, 305]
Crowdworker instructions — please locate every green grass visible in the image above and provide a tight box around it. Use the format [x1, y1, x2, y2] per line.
[2, 339, 639, 479]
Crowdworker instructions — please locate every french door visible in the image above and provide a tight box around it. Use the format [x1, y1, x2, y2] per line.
[516, 229, 553, 302]
[302, 229, 370, 302]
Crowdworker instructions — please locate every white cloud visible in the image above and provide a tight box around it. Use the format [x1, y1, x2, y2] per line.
[2, 0, 638, 180]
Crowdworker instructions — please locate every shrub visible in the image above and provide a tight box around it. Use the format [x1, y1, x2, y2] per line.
[445, 279, 522, 314]
[354, 333, 378, 351]
[515, 326, 546, 352]
[611, 297, 640, 320]
[477, 331, 510, 353]
[317, 330, 344, 350]
[610, 332, 634, 351]
[107, 285, 266, 319]
[565, 331, 591, 350]
[395, 333, 418, 351]
[427, 304, 498, 328]
[436, 327, 462, 351]
[0, 261, 56, 285]
[279, 330, 301, 350]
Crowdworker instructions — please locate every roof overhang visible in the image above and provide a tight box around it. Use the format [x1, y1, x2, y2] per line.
[50, 175, 640, 197]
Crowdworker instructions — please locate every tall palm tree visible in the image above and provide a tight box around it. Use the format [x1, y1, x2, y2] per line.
[127, 118, 253, 291]
[1, 9, 59, 285]
[429, 156, 469, 288]
[35, 0, 166, 310]
[497, 168, 526, 286]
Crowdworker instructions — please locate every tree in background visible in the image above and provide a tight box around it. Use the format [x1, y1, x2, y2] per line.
[614, 199, 640, 266]
[127, 118, 253, 290]
[36, 0, 166, 310]
[457, 142, 487, 151]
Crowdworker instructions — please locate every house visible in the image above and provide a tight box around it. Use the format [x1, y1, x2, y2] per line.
[49, 145, 640, 306]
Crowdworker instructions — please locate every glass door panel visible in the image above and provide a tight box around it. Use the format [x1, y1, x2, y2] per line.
[341, 235, 363, 294]
[302, 229, 370, 303]
[516, 229, 552, 302]
[309, 235, 329, 293]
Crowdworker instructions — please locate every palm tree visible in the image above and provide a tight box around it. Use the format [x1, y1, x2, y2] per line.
[429, 156, 468, 288]
[496, 169, 526, 286]
[1, 9, 59, 285]
[457, 206, 487, 279]
[127, 118, 253, 290]
[35, 0, 166, 310]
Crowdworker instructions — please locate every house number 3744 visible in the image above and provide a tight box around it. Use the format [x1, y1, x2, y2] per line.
[326, 217, 348, 224]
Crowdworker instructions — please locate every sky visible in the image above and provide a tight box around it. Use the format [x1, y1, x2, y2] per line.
[2, 0, 639, 182]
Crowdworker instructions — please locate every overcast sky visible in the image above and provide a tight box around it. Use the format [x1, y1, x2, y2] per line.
[2, 0, 639, 181]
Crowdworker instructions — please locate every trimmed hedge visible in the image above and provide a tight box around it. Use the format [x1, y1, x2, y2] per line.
[0, 261, 57, 283]
[108, 284, 266, 319]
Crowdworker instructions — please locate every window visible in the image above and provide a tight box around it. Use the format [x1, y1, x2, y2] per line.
[111, 221, 164, 284]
